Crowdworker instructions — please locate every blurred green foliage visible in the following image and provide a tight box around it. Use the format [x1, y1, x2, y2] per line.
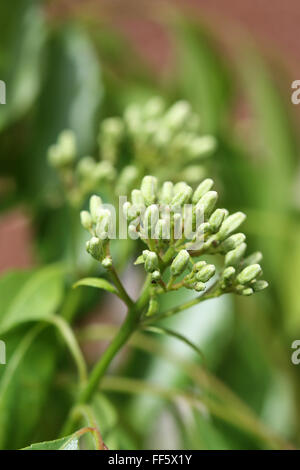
[0, 0, 299, 450]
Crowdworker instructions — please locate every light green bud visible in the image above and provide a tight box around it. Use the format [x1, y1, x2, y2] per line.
[222, 266, 236, 281]
[219, 233, 246, 253]
[237, 264, 262, 285]
[89, 195, 102, 222]
[95, 209, 111, 239]
[142, 250, 159, 273]
[217, 212, 246, 241]
[86, 237, 103, 261]
[194, 282, 206, 292]
[143, 204, 159, 237]
[186, 135, 217, 160]
[171, 182, 192, 207]
[128, 224, 139, 239]
[131, 189, 145, 208]
[94, 161, 116, 181]
[141, 176, 158, 206]
[80, 211, 92, 230]
[193, 261, 206, 271]
[243, 251, 263, 267]
[181, 165, 206, 184]
[155, 219, 169, 240]
[252, 280, 268, 292]
[171, 250, 190, 276]
[144, 97, 165, 118]
[225, 242, 247, 267]
[192, 178, 214, 204]
[198, 191, 218, 218]
[209, 209, 227, 232]
[151, 270, 161, 281]
[195, 264, 216, 282]
[116, 165, 139, 195]
[123, 202, 138, 221]
[242, 287, 254, 296]
[77, 156, 95, 177]
[165, 101, 191, 130]
[58, 130, 76, 165]
[102, 257, 112, 268]
[100, 117, 124, 140]
[160, 181, 174, 204]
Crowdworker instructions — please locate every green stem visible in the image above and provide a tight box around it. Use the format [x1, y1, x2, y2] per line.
[108, 265, 134, 308]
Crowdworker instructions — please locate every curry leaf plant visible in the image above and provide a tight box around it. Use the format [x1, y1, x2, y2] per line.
[48, 98, 216, 207]
[62, 174, 268, 434]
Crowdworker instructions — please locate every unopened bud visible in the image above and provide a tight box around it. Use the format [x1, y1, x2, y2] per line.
[141, 176, 157, 206]
[143, 250, 159, 273]
[225, 243, 247, 267]
[143, 204, 159, 237]
[243, 251, 263, 267]
[89, 195, 102, 222]
[252, 280, 268, 292]
[171, 182, 192, 207]
[86, 237, 103, 261]
[237, 264, 262, 285]
[102, 256, 112, 268]
[171, 250, 190, 276]
[194, 282, 206, 292]
[219, 233, 246, 253]
[195, 264, 216, 282]
[217, 212, 246, 241]
[192, 178, 214, 204]
[160, 181, 174, 204]
[198, 191, 218, 218]
[209, 209, 226, 232]
[186, 135, 217, 160]
[80, 211, 92, 230]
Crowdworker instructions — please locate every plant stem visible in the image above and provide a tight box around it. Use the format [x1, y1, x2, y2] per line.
[108, 265, 134, 308]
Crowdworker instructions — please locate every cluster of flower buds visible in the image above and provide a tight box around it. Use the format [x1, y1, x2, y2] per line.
[80, 195, 113, 267]
[123, 175, 268, 298]
[48, 130, 116, 207]
[99, 97, 217, 192]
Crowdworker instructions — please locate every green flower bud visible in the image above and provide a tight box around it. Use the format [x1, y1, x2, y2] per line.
[181, 165, 206, 184]
[141, 176, 158, 206]
[100, 117, 124, 141]
[225, 242, 247, 267]
[164, 101, 191, 130]
[171, 182, 192, 207]
[95, 209, 111, 239]
[237, 264, 262, 285]
[86, 237, 103, 261]
[242, 287, 254, 296]
[160, 181, 174, 204]
[217, 212, 246, 241]
[80, 211, 92, 230]
[155, 219, 169, 240]
[151, 270, 161, 281]
[193, 261, 207, 271]
[116, 165, 139, 195]
[102, 256, 112, 268]
[89, 195, 102, 222]
[128, 224, 140, 239]
[222, 266, 236, 281]
[143, 250, 159, 273]
[186, 135, 217, 160]
[195, 264, 216, 282]
[192, 178, 214, 204]
[243, 251, 263, 267]
[252, 280, 268, 292]
[131, 189, 145, 208]
[77, 156, 95, 177]
[143, 204, 159, 238]
[219, 233, 246, 253]
[209, 208, 227, 233]
[194, 282, 206, 292]
[58, 130, 76, 165]
[94, 161, 116, 181]
[171, 250, 190, 276]
[144, 97, 165, 118]
[198, 191, 218, 218]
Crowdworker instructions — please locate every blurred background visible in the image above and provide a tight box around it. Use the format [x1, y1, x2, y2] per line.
[0, 0, 300, 450]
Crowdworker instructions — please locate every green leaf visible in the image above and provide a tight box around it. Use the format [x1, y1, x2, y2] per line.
[23, 427, 100, 450]
[73, 277, 118, 295]
[0, 264, 65, 335]
[0, 0, 45, 130]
